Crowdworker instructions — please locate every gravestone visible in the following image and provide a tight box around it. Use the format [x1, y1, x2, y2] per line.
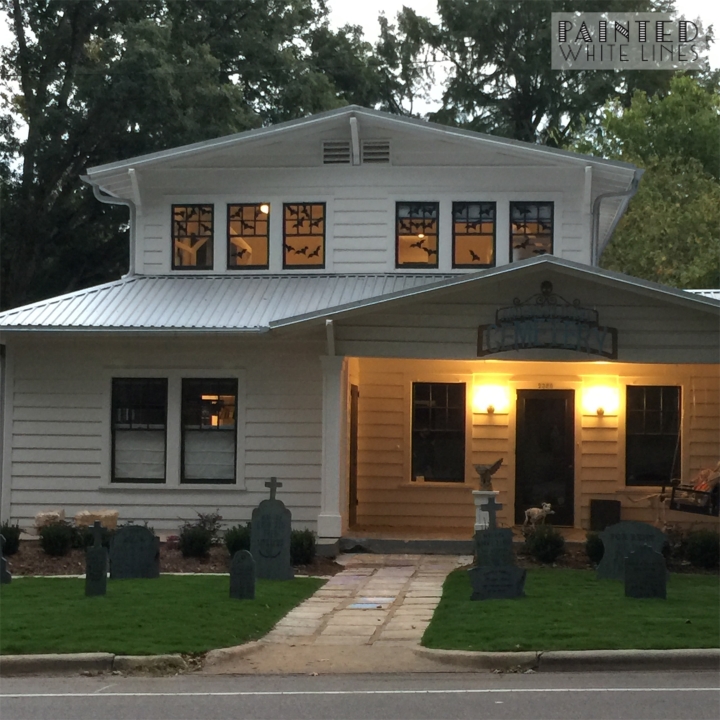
[468, 566, 527, 600]
[474, 528, 515, 568]
[109, 524, 160, 579]
[250, 477, 293, 581]
[624, 545, 667, 599]
[0, 535, 11, 585]
[85, 521, 108, 596]
[230, 550, 256, 600]
[596, 521, 666, 581]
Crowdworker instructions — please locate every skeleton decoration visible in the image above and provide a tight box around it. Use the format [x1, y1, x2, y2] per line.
[524, 503, 555, 527]
[474, 459, 503, 491]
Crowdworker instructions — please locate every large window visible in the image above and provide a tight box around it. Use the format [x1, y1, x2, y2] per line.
[412, 383, 466, 482]
[283, 203, 325, 268]
[111, 379, 167, 483]
[181, 379, 238, 484]
[227, 203, 270, 269]
[510, 202, 553, 262]
[626, 386, 681, 486]
[396, 202, 439, 268]
[172, 205, 214, 269]
[453, 202, 496, 268]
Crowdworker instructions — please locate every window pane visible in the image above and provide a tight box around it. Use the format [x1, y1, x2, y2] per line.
[228, 203, 270, 269]
[283, 203, 325, 267]
[510, 202, 553, 262]
[114, 430, 165, 481]
[452, 201, 495, 267]
[396, 202, 439, 267]
[173, 205, 213, 269]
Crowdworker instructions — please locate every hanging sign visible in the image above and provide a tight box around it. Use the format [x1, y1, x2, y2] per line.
[477, 281, 618, 359]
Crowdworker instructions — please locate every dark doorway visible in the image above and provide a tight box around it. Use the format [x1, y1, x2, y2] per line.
[348, 385, 359, 527]
[515, 390, 575, 526]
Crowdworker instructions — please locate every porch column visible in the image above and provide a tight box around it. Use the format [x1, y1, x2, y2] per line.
[317, 356, 347, 553]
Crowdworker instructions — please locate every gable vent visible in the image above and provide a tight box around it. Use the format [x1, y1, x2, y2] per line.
[323, 140, 351, 164]
[362, 140, 391, 164]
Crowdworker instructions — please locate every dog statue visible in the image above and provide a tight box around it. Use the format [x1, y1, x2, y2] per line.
[524, 502, 554, 527]
[474, 459, 503, 491]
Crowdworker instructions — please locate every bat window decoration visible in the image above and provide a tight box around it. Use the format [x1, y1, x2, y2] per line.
[172, 204, 214, 269]
[396, 201, 439, 267]
[510, 202, 553, 262]
[452, 201, 496, 268]
[227, 203, 269, 269]
[283, 203, 325, 267]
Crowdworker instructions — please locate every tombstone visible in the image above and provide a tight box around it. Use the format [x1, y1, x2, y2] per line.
[230, 550, 256, 600]
[250, 477, 293, 581]
[596, 521, 666, 581]
[624, 545, 667, 599]
[468, 565, 527, 600]
[0, 535, 11, 585]
[109, 524, 160, 579]
[480, 496, 502, 530]
[85, 521, 108, 596]
[474, 528, 515, 567]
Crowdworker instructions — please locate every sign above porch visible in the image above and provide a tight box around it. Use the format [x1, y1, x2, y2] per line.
[477, 281, 618, 359]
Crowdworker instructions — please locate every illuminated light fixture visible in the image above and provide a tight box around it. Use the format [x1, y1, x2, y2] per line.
[473, 384, 510, 414]
[582, 386, 619, 416]
[418, 233, 425, 239]
[259, 203, 270, 214]
[201, 395, 219, 401]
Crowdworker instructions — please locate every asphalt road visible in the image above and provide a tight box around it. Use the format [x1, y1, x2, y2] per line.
[1, 670, 718, 720]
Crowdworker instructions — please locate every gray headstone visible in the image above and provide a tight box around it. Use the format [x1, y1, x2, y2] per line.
[230, 550, 256, 600]
[0, 535, 11, 585]
[85, 521, 108, 596]
[624, 545, 667, 599]
[109, 525, 160, 579]
[250, 478, 293, 581]
[596, 521, 666, 581]
[468, 565, 527, 600]
[474, 528, 515, 567]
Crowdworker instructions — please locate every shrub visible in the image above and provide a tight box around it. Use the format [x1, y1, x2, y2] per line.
[585, 532, 604, 564]
[73, 525, 113, 549]
[685, 529, 720, 570]
[39, 521, 75, 557]
[523, 525, 565, 564]
[1, 521, 22, 555]
[225, 523, 251, 557]
[291, 528, 316, 566]
[194, 511, 223, 546]
[178, 524, 213, 558]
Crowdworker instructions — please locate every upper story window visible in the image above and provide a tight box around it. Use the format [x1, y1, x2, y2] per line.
[228, 203, 270, 270]
[396, 202, 439, 268]
[510, 202, 553, 262]
[172, 205, 214, 270]
[283, 203, 325, 268]
[453, 202, 496, 268]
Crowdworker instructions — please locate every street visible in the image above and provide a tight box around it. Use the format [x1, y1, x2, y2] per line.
[1, 670, 718, 720]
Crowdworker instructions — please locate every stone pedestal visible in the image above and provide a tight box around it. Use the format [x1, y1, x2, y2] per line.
[472, 490, 500, 531]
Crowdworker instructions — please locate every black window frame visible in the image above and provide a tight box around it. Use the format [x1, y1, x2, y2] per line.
[452, 201, 496, 269]
[626, 385, 681, 487]
[509, 201, 554, 262]
[283, 202, 326, 269]
[171, 204, 214, 270]
[396, 202, 439, 269]
[111, 378, 168, 484]
[180, 378, 238, 485]
[227, 203, 270, 270]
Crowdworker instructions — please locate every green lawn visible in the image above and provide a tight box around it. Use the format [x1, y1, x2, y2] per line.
[0, 575, 323, 655]
[422, 568, 719, 652]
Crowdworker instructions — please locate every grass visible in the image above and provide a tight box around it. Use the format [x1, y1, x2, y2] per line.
[422, 568, 719, 652]
[0, 575, 323, 655]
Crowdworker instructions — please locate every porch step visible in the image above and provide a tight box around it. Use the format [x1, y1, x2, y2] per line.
[339, 536, 474, 555]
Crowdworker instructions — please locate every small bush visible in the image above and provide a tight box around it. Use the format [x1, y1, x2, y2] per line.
[685, 529, 720, 570]
[225, 523, 251, 556]
[39, 521, 75, 557]
[291, 529, 316, 566]
[74, 525, 114, 549]
[524, 525, 565, 564]
[585, 532, 604, 564]
[194, 511, 224, 546]
[1, 521, 22, 555]
[178, 524, 213, 558]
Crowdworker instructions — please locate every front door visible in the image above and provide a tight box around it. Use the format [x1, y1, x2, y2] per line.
[515, 390, 575, 526]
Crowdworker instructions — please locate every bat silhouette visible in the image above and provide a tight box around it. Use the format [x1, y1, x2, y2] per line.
[409, 238, 426, 249]
[230, 207, 243, 219]
[241, 221, 254, 231]
[232, 248, 247, 259]
[422, 247, 437, 257]
[469, 249, 481, 262]
[538, 221, 551, 231]
[286, 206, 299, 216]
[175, 222, 187, 235]
[308, 246, 321, 258]
[186, 208, 198, 220]
[481, 207, 494, 218]
[283, 243, 294, 253]
[200, 223, 212, 233]
[295, 246, 309, 255]
[532, 248, 547, 255]
[310, 218, 323, 228]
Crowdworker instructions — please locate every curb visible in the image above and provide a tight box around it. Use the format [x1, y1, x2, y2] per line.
[414, 648, 538, 671]
[0, 653, 186, 677]
[203, 641, 263, 668]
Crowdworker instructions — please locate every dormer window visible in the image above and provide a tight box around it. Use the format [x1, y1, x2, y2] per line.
[172, 204, 214, 270]
[396, 202, 439, 268]
[510, 202, 553, 262]
[227, 203, 270, 270]
[283, 203, 325, 268]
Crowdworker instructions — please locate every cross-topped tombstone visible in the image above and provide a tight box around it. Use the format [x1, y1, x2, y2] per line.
[85, 521, 108, 596]
[624, 544, 667, 599]
[596, 521, 666, 581]
[0, 535, 11, 585]
[250, 477, 293, 580]
[230, 550, 256, 600]
[480, 496, 502, 530]
[474, 527, 515, 568]
[109, 524, 160, 579]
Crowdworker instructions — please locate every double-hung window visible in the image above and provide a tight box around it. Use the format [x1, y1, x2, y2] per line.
[172, 204, 214, 269]
[228, 203, 270, 269]
[396, 202, 439, 267]
[510, 202, 553, 261]
[453, 202, 496, 267]
[283, 203, 325, 268]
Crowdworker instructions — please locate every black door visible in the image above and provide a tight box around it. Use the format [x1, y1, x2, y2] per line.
[348, 385, 359, 527]
[515, 390, 575, 526]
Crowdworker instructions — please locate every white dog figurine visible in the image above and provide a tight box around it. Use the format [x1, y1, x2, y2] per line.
[524, 503, 554, 527]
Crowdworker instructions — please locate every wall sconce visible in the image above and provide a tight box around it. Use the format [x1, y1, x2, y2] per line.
[582, 386, 619, 416]
[473, 384, 510, 414]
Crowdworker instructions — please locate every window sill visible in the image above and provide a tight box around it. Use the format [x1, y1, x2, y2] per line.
[401, 481, 474, 489]
[100, 484, 247, 493]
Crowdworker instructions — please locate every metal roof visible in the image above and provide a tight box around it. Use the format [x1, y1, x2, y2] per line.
[687, 289, 720, 300]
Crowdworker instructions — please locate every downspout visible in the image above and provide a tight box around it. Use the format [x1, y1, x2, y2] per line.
[591, 168, 643, 265]
[81, 175, 137, 278]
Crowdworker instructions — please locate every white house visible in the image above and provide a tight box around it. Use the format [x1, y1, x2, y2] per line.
[1, 106, 718, 553]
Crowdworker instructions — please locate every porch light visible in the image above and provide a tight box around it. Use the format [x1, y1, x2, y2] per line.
[582, 385, 619, 416]
[472, 384, 510, 414]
